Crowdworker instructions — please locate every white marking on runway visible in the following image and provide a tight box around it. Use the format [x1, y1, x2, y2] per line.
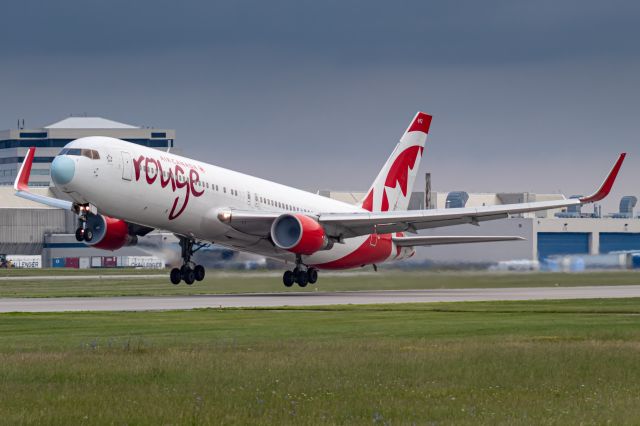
[1, 285, 640, 312]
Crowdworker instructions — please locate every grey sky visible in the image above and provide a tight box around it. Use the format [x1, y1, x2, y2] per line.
[1, 0, 639, 211]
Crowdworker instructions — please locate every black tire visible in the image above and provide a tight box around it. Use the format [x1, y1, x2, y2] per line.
[297, 270, 309, 287]
[84, 229, 93, 242]
[75, 228, 84, 242]
[194, 265, 205, 281]
[170, 268, 182, 285]
[283, 270, 295, 287]
[308, 268, 318, 284]
[183, 269, 195, 285]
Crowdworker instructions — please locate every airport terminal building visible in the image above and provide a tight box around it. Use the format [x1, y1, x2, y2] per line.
[0, 117, 175, 187]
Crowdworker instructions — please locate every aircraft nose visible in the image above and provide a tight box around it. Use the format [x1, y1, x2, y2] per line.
[50, 155, 75, 185]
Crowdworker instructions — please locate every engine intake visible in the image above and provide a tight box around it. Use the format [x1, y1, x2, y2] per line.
[84, 213, 138, 251]
[271, 214, 330, 255]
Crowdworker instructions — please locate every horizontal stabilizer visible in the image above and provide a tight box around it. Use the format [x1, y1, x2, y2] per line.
[392, 235, 524, 247]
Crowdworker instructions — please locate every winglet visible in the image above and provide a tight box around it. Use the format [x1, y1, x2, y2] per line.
[580, 153, 626, 203]
[14, 147, 36, 191]
[13, 147, 74, 211]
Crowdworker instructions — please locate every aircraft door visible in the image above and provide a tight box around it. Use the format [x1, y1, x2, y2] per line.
[121, 151, 133, 181]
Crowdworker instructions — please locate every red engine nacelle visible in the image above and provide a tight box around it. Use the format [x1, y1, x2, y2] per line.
[84, 213, 137, 251]
[271, 214, 330, 255]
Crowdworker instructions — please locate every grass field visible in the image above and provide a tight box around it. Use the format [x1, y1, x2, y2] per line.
[0, 269, 639, 298]
[2, 298, 640, 424]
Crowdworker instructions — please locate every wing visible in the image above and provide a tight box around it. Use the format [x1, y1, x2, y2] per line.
[220, 153, 625, 239]
[320, 153, 625, 238]
[14, 147, 74, 210]
[392, 235, 524, 247]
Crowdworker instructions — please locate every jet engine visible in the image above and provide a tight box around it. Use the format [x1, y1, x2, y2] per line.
[270, 214, 331, 255]
[83, 213, 138, 251]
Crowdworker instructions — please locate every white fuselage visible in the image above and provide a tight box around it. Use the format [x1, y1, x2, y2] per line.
[55, 137, 413, 268]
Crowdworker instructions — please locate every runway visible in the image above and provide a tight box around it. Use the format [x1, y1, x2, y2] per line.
[1, 285, 640, 312]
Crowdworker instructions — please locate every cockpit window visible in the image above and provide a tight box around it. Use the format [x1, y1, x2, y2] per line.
[60, 148, 100, 159]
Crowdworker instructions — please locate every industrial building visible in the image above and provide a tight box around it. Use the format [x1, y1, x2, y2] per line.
[0, 186, 166, 266]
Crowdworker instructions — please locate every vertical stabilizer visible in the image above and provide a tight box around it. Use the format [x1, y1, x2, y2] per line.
[360, 112, 432, 212]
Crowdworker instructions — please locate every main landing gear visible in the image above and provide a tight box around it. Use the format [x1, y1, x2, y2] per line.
[170, 237, 208, 285]
[283, 255, 319, 288]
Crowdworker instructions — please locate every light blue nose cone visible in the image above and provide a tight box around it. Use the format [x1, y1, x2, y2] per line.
[50, 155, 75, 185]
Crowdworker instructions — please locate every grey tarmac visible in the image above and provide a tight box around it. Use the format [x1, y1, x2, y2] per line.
[1, 285, 640, 312]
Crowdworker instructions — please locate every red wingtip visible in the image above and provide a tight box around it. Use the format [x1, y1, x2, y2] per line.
[580, 153, 626, 203]
[14, 147, 36, 192]
[406, 112, 432, 134]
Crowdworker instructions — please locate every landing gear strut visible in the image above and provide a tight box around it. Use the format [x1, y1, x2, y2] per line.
[170, 237, 208, 285]
[74, 204, 93, 243]
[282, 255, 319, 288]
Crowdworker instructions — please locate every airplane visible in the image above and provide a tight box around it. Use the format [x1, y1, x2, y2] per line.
[14, 112, 626, 286]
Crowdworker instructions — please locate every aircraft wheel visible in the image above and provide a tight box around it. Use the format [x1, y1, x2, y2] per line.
[297, 270, 309, 287]
[182, 268, 195, 285]
[308, 268, 318, 284]
[283, 270, 295, 287]
[83, 229, 93, 242]
[75, 227, 85, 242]
[194, 265, 205, 281]
[170, 268, 182, 285]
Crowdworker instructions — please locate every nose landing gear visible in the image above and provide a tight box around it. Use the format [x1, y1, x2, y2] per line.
[170, 237, 208, 285]
[282, 255, 319, 288]
[74, 205, 94, 242]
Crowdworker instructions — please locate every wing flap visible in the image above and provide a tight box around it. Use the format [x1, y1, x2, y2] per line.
[217, 209, 280, 237]
[393, 235, 524, 247]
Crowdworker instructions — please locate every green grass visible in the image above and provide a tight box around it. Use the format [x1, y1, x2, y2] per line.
[2, 299, 640, 424]
[0, 269, 639, 298]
